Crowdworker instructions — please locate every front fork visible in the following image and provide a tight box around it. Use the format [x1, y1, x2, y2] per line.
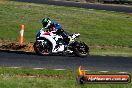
[36, 40, 47, 48]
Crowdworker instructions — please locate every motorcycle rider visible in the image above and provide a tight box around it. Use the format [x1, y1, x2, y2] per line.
[42, 17, 70, 45]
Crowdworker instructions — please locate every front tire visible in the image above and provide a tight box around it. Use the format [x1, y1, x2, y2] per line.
[74, 42, 89, 57]
[34, 41, 52, 56]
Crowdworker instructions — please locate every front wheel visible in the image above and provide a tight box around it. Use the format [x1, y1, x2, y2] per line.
[74, 42, 89, 57]
[34, 41, 52, 56]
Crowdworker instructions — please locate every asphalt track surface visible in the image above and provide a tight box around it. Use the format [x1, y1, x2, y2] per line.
[16, 0, 132, 13]
[0, 50, 132, 72]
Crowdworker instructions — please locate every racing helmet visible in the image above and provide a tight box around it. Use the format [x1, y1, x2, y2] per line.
[42, 17, 52, 29]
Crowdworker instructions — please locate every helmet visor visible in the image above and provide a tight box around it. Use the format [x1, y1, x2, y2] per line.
[43, 22, 48, 28]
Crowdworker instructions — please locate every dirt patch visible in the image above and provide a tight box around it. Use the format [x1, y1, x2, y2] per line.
[0, 42, 34, 52]
[0, 1, 12, 5]
[128, 13, 132, 16]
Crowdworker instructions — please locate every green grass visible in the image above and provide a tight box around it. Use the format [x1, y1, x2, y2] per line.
[0, 0, 132, 56]
[90, 47, 132, 57]
[0, 67, 132, 88]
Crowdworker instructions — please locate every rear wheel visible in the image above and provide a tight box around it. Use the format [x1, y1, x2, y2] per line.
[34, 41, 52, 56]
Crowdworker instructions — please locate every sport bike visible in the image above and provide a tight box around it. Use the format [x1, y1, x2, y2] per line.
[34, 28, 89, 57]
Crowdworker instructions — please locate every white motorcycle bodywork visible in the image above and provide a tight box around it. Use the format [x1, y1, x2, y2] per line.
[36, 28, 80, 53]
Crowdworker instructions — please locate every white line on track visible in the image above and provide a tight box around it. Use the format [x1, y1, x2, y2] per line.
[118, 72, 128, 73]
[85, 70, 91, 72]
[33, 68, 45, 70]
[7, 67, 21, 69]
[99, 71, 109, 73]
[5, 67, 129, 73]
[54, 69, 66, 71]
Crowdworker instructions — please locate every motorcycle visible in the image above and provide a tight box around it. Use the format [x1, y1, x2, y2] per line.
[33, 28, 89, 57]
